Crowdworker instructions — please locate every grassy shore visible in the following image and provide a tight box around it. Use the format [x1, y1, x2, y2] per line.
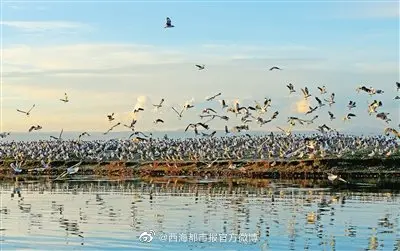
[0, 157, 399, 181]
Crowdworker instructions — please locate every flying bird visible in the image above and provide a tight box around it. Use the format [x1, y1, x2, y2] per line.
[124, 118, 137, 130]
[196, 64, 205, 70]
[301, 87, 311, 99]
[224, 125, 230, 134]
[347, 101, 356, 110]
[172, 106, 184, 119]
[317, 86, 327, 94]
[343, 113, 356, 121]
[165, 17, 174, 28]
[154, 119, 164, 124]
[104, 122, 121, 135]
[384, 128, 400, 139]
[78, 132, 90, 141]
[50, 129, 63, 141]
[17, 104, 35, 116]
[271, 111, 279, 120]
[376, 112, 391, 123]
[306, 106, 318, 115]
[129, 131, 150, 139]
[107, 113, 115, 122]
[133, 108, 144, 113]
[202, 108, 217, 114]
[185, 122, 209, 135]
[28, 125, 42, 132]
[287, 83, 296, 94]
[328, 111, 336, 120]
[153, 99, 165, 109]
[205, 92, 221, 101]
[60, 93, 69, 103]
[56, 161, 82, 180]
[324, 93, 335, 106]
[317, 124, 331, 133]
[269, 66, 282, 71]
[276, 125, 293, 136]
[219, 99, 228, 109]
[315, 97, 325, 107]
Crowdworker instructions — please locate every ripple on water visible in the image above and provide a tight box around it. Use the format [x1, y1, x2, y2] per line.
[0, 180, 399, 251]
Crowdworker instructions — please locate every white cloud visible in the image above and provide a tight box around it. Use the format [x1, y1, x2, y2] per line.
[0, 21, 88, 31]
[2, 44, 187, 74]
[336, 2, 400, 19]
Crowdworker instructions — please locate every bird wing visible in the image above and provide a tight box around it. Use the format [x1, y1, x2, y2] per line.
[17, 109, 27, 114]
[166, 17, 171, 25]
[184, 124, 193, 132]
[276, 126, 285, 132]
[197, 122, 208, 129]
[27, 104, 35, 113]
[171, 107, 181, 116]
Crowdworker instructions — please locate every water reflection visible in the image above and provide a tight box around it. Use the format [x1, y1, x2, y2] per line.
[0, 180, 399, 250]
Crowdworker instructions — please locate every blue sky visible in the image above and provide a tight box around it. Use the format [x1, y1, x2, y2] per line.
[1, 0, 399, 133]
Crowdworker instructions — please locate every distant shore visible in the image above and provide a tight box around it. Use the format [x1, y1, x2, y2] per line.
[1, 157, 399, 181]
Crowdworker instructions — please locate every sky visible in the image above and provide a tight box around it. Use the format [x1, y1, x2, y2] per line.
[1, 0, 399, 134]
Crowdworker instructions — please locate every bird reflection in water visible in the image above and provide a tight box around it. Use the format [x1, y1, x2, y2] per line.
[59, 218, 84, 246]
[0, 180, 399, 251]
[11, 177, 21, 198]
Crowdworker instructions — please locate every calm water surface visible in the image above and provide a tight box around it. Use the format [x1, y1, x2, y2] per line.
[0, 180, 399, 251]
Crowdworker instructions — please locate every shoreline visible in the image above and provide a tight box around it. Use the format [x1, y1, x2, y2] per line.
[1, 157, 399, 181]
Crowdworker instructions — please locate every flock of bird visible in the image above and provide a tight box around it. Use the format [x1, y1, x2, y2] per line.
[2, 80, 398, 141]
[0, 17, 399, 178]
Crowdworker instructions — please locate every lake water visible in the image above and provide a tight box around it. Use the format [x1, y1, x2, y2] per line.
[0, 179, 399, 251]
